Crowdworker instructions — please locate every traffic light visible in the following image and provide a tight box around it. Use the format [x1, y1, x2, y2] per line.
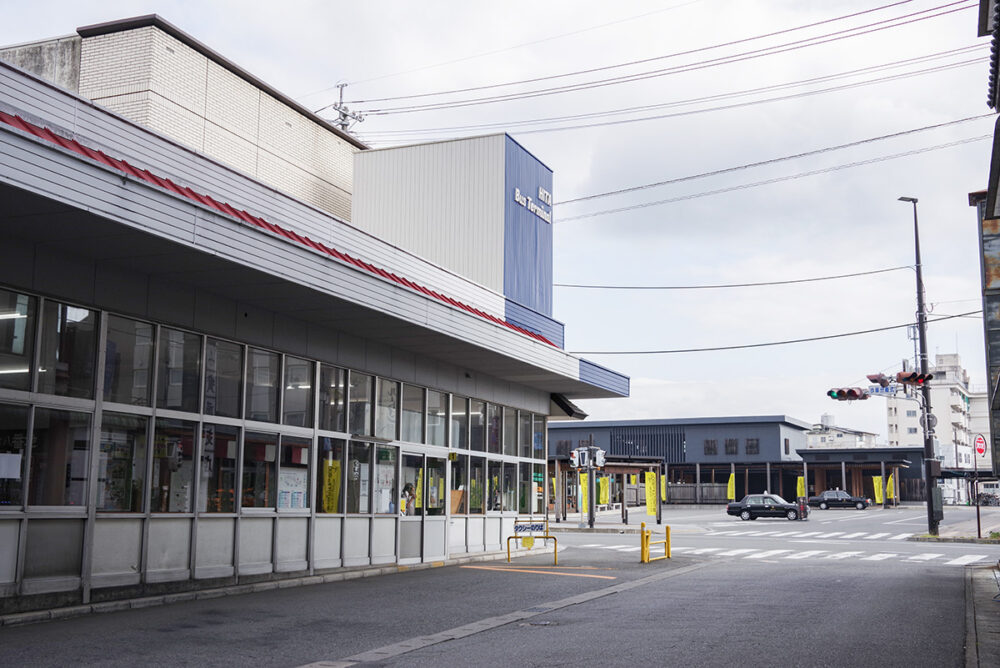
[569, 449, 579, 468]
[896, 371, 933, 385]
[866, 373, 891, 387]
[594, 449, 606, 467]
[826, 387, 869, 401]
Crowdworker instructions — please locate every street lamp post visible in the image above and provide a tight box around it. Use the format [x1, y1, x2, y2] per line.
[899, 196, 939, 536]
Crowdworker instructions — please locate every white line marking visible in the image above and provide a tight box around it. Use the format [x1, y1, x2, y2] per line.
[907, 553, 944, 561]
[792, 532, 821, 538]
[944, 555, 989, 566]
[839, 532, 867, 539]
[746, 550, 792, 559]
[863, 533, 891, 540]
[599, 544, 632, 550]
[862, 553, 897, 561]
[717, 548, 757, 557]
[784, 550, 827, 560]
[618, 546, 643, 552]
[824, 551, 863, 560]
[888, 533, 910, 541]
[771, 531, 802, 537]
[814, 532, 844, 538]
[707, 531, 738, 536]
[577, 544, 603, 548]
[689, 547, 723, 555]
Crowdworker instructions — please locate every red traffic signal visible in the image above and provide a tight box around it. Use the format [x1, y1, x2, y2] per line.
[866, 373, 891, 388]
[826, 388, 870, 401]
[895, 372, 933, 385]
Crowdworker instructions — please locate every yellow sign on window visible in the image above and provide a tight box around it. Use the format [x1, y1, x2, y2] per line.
[645, 473, 656, 516]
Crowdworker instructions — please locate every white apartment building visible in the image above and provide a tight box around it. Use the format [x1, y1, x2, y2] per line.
[805, 414, 878, 448]
[886, 354, 989, 504]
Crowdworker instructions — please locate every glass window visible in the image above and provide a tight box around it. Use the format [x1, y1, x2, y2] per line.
[533, 463, 544, 514]
[245, 349, 280, 423]
[316, 437, 344, 513]
[151, 418, 196, 513]
[469, 457, 485, 514]
[103, 315, 153, 406]
[29, 408, 90, 506]
[427, 390, 447, 447]
[242, 431, 277, 508]
[375, 379, 399, 440]
[746, 438, 760, 455]
[725, 439, 738, 455]
[503, 407, 517, 456]
[204, 338, 242, 418]
[426, 457, 446, 516]
[200, 424, 239, 513]
[0, 403, 29, 506]
[704, 440, 718, 455]
[97, 412, 148, 512]
[318, 365, 347, 433]
[348, 372, 373, 437]
[470, 400, 486, 452]
[0, 288, 35, 392]
[374, 445, 397, 514]
[346, 441, 371, 513]
[487, 404, 501, 454]
[518, 411, 531, 458]
[401, 385, 424, 443]
[38, 301, 97, 399]
[503, 462, 516, 511]
[278, 435, 309, 510]
[450, 455, 467, 514]
[487, 460, 502, 511]
[283, 356, 313, 427]
[451, 396, 468, 449]
[533, 415, 546, 460]
[519, 462, 532, 514]
[157, 328, 202, 413]
[401, 453, 422, 516]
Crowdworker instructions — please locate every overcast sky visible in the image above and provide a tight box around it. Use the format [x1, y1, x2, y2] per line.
[1, 1, 994, 439]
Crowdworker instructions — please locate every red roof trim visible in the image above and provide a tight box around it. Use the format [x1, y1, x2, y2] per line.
[0, 111, 556, 348]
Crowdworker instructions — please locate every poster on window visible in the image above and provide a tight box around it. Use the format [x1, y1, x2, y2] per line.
[278, 467, 308, 509]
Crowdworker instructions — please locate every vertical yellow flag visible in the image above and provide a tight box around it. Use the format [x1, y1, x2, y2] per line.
[727, 473, 735, 501]
[796, 476, 805, 498]
[580, 473, 588, 510]
[599, 477, 610, 505]
[551, 477, 556, 497]
[886, 474, 894, 500]
[630, 474, 637, 485]
[645, 472, 657, 516]
[872, 476, 883, 504]
[661, 475, 667, 502]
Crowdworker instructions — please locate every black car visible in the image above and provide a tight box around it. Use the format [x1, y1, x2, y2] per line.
[807, 489, 869, 510]
[726, 494, 806, 521]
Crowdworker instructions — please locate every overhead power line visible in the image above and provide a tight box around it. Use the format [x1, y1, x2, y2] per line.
[557, 135, 992, 222]
[568, 311, 981, 356]
[346, 0, 917, 106]
[554, 266, 912, 290]
[554, 113, 992, 206]
[356, 1, 973, 114]
[357, 46, 985, 139]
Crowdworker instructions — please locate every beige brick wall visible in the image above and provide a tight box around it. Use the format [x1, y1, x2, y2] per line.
[77, 25, 354, 222]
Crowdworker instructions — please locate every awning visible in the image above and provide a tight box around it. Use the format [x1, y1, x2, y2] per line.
[549, 394, 588, 420]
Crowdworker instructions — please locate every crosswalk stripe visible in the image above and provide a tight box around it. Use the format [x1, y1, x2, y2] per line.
[748, 531, 781, 537]
[746, 549, 792, 559]
[771, 531, 803, 537]
[814, 532, 843, 538]
[717, 548, 757, 557]
[618, 546, 642, 552]
[862, 553, 897, 561]
[600, 544, 632, 550]
[785, 550, 827, 560]
[825, 551, 863, 560]
[792, 532, 821, 538]
[840, 532, 867, 539]
[578, 544, 603, 548]
[944, 555, 989, 566]
[708, 531, 738, 536]
[863, 533, 891, 540]
[689, 547, 723, 555]
[670, 546, 693, 552]
[907, 553, 944, 561]
[889, 534, 910, 540]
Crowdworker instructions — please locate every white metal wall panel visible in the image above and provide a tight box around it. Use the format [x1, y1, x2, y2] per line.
[91, 519, 142, 580]
[276, 517, 308, 572]
[313, 517, 342, 569]
[0, 520, 19, 583]
[238, 517, 274, 573]
[194, 518, 235, 578]
[353, 136, 506, 293]
[146, 518, 192, 582]
[0, 62, 507, 319]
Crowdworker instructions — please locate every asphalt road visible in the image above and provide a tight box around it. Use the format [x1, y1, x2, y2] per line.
[0, 507, 980, 668]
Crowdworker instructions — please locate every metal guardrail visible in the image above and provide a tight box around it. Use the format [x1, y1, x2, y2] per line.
[640, 522, 671, 563]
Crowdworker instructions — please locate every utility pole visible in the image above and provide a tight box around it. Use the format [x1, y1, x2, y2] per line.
[899, 196, 939, 536]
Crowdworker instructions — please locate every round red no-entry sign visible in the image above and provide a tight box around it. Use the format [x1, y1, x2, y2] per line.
[975, 434, 987, 456]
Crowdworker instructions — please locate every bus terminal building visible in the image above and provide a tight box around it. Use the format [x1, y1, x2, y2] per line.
[0, 16, 628, 613]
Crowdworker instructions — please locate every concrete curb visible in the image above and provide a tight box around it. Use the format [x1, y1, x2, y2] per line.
[909, 536, 1000, 545]
[0, 545, 552, 628]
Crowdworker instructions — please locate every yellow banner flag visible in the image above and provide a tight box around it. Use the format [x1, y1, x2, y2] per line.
[645, 472, 657, 516]
[872, 476, 883, 504]
[599, 477, 610, 505]
[796, 476, 805, 498]
[323, 459, 341, 513]
[661, 475, 667, 502]
[551, 477, 556, 497]
[727, 473, 736, 501]
[886, 473, 894, 500]
[580, 473, 588, 510]
[630, 474, 637, 485]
